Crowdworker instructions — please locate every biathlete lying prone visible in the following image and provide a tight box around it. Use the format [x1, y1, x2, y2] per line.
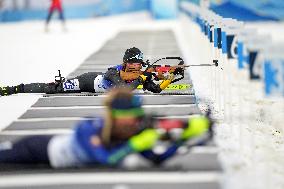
[0, 88, 213, 168]
[0, 47, 187, 96]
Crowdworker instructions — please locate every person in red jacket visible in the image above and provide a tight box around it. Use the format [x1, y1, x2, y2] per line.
[45, 0, 66, 32]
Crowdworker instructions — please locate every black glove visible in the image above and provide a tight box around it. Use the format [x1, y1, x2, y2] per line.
[138, 72, 152, 83]
[173, 67, 184, 75]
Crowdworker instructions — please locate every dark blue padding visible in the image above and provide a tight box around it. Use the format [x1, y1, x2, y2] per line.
[210, 2, 278, 21]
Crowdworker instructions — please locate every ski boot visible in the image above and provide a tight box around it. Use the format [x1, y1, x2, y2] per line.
[0, 84, 23, 96]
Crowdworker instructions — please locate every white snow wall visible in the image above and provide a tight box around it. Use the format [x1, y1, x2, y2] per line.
[179, 3, 284, 189]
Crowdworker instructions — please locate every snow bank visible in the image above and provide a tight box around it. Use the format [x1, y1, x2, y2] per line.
[179, 13, 284, 189]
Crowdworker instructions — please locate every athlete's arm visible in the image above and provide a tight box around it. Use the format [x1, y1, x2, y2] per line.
[74, 119, 134, 165]
[141, 116, 211, 164]
[140, 141, 183, 165]
[104, 68, 127, 87]
[143, 73, 175, 93]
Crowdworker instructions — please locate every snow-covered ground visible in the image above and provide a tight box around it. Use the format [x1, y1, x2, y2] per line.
[0, 13, 121, 130]
[0, 11, 284, 189]
[0, 12, 174, 130]
[0, 12, 185, 131]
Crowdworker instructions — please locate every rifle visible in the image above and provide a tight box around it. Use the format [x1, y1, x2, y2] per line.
[143, 57, 186, 83]
[53, 70, 67, 93]
[143, 57, 184, 83]
[144, 58, 218, 73]
[55, 70, 66, 84]
[142, 57, 218, 83]
[137, 109, 214, 150]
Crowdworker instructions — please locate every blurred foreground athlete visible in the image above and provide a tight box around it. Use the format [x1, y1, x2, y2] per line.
[0, 47, 177, 96]
[0, 88, 211, 168]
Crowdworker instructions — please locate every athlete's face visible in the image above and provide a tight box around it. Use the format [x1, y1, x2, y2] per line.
[112, 117, 141, 140]
[125, 62, 142, 72]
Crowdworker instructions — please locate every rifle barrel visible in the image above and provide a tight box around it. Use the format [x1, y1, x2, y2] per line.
[178, 64, 216, 67]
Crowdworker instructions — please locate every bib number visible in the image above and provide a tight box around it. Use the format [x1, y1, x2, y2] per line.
[63, 79, 80, 91]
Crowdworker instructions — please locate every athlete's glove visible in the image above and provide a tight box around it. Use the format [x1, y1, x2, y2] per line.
[128, 129, 160, 152]
[173, 67, 184, 75]
[159, 73, 175, 90]
[181, 116, 210, 141]
[138, 72, 152, 83]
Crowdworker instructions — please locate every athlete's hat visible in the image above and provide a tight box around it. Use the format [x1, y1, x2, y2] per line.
[123, 47, 144, 63]
[110, 93, 144, 118]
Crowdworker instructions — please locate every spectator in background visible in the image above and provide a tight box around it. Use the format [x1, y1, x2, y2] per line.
[45, 0, 66, 32]
[0, 0, 3, 9]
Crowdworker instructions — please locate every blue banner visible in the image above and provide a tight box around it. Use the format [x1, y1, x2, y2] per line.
[226, 35, 237, 59]
[248, 51, 260, 80]
[264, 59, 284, 96]
[237, 42, 249, 69]
[221, 31, 227, 54]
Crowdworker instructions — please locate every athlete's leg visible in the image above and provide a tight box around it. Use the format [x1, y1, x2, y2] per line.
[0, 83, 62, 96]
[46, 6, 55, 26]
[22, 83, 54, 93]
[1, 72, 104, 96]
[58, 7, 67, 32]
[0, 136, 53, 164]
[58, 6, 65, 23]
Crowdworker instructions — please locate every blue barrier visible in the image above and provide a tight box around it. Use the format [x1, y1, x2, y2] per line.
[221, 31, 227, 54]
[237, 42, 246, 69]
[180, 1, 284, 97]
[229, 0, 284, 21]
[151, 0, 178, 19]
[0, 0, 149, 22]
[183, 0, 284, 21]
[0, 0, 183, 22]
[226, 34, 237, 59]
[210, 2, 278, 21]
[264, 60, 284, 96]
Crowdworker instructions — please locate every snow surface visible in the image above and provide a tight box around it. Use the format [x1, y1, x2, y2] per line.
[0, 11, 284, 189]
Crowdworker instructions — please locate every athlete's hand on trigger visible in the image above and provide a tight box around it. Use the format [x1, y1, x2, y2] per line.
[165, 73, 175, 81]
[168, 66, 178, 74]
[173, 67, 184, 75]
[139, 72, 152, 82]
